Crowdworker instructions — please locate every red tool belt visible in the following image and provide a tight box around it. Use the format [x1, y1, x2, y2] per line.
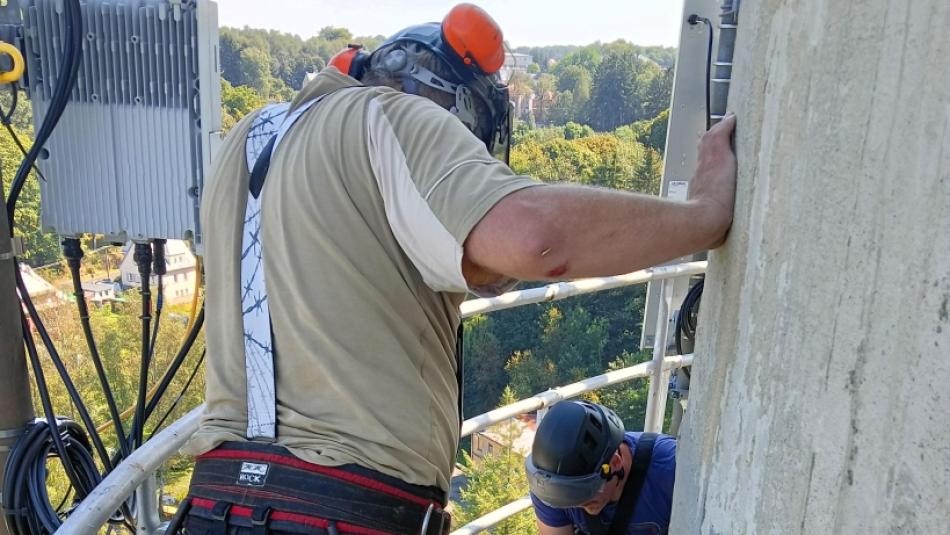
[169, 441, 450, 535]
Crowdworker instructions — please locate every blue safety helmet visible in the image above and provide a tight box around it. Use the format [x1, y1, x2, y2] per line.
[330, 4, 512, 161]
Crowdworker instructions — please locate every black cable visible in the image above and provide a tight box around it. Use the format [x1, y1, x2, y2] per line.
[687, 15, 714, 131]
[2, 418, 101, 534]
[2, 121, 49, 184]
[149, 349, 205, 439]
[131, 242, 153, 449]
[62, 237, 131, 459]
[0, 84, 46, 182]
[143, 307, 205, 423]
[0, 81, 17, 124]
[14, 264, 116, 474]
[13, 308, 87, 499]
[13, 267, 134, 534]
[4, 0, 83, 231]
[674, 278, 705, 366]
[148, 239, 167, 361]
[15, 263, 138, 527]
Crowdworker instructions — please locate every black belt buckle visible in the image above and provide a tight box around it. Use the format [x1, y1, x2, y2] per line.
[420, 503, 451, 535]
[210, 501, 232, 521]
[209, 501, 233, 535]
[251, 505, 272, 535]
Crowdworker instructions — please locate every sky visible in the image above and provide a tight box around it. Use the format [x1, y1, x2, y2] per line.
[216, 1, 688, 49]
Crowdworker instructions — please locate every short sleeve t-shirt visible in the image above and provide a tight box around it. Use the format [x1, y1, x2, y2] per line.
[183, 68, 543, 493]
[531, 432, 677, 535]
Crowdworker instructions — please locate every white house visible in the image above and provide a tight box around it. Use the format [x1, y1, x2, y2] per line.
[119, 240, 198, 305]
[18, 263, 65, 309]
[499, 52, 534, 81]
[471, 413, 537, 461]
[81, 280, 119, 306]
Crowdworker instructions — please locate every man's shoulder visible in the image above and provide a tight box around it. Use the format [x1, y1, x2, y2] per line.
[623, 432, 676, 448]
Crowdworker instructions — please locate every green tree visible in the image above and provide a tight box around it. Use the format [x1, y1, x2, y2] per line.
[506, 350, 553, 400]
[220, 79, 266, 132]
[454, 389, 535, 535]
[0, 96, 62, 267]
[239, 47, 273, 96]
[534, 74, 558, 124]
[556, 65, 592, 122]
[586, 48, 647, 130]
[318, 26, 353, 42]
[639, 67, 674, 120]
[595, 351, 652, 430]
[563, 122, 594, 140]
[463, 315, 508, 418]
[553, 46, 602, 76]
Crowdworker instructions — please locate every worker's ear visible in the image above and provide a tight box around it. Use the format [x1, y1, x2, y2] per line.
[610, 449, 624, 470]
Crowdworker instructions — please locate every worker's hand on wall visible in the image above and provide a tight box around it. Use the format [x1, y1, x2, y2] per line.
[689, 113, 738, 248]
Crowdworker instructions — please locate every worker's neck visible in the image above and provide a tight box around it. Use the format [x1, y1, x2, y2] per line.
[610, 442, 634, 503]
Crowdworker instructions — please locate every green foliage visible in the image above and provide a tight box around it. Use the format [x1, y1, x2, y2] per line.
[454, 391, 535, 535]
[595, 351, 653, 430]
[318, 26, 352, 42]
[19, 291, 205, 505]
[563, 122, 594, 140]
[26, 293, 206, 442]
[0, 91, 61, 267]
[219, 26, 331, 95]
[220, 79, 267, 132]
[616, 108, 670, 154]
[505, 43, 673, 131]
[586, 46, 651, 130]
[506, 305, 609, 399]
[463, 315, 507, 417]
[552, 46, 602, 76]
[509, 130, 662, 194]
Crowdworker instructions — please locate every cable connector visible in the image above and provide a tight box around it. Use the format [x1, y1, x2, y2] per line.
[151, 239, 167, 276]
[62, 237, 83, 265]
[133, 242, 153, 301]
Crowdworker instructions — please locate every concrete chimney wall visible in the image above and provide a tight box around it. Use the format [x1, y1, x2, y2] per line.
[671, 1, 950, 533]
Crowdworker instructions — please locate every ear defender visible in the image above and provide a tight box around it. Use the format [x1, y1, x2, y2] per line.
[328, 44, 370, 78]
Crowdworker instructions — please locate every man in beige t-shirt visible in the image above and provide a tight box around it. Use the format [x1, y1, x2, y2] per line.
[176, 4, 737, 534]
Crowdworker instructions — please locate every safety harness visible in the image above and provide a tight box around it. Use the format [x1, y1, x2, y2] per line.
[239, 95, 328, 440]
[581, 433, 659, 535]
[239, 89, 466, 442]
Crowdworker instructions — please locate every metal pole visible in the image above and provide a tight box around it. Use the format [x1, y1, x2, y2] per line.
[643, 281, 672, 433]
[135, 475, 166, 535]
[0, 200, 34, 535]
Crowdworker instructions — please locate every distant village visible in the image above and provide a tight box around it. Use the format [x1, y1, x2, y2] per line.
[20, 240, 199, 310]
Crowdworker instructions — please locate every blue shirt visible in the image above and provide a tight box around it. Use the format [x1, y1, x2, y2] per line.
[531, 432, 676, 535]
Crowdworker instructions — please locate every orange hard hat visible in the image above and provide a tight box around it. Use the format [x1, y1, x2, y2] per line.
[442, 3, 505, 75]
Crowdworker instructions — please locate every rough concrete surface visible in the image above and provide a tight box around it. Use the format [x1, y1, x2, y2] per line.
[671, 1, 950, 533]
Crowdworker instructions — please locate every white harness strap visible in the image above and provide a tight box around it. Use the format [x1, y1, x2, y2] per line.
[240, 97, 323, 439]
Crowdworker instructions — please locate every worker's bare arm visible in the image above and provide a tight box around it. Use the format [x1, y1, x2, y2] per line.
[463, 114, 737, 283]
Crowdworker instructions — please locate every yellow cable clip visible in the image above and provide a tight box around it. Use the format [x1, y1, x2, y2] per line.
[0, 41, 25, 85]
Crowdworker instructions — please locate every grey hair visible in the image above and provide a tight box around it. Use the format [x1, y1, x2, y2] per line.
[360, 43, 456, 110]
[360, 42, 492, 142]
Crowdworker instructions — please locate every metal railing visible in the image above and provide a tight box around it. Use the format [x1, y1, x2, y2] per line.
[58, 261, 705, 535]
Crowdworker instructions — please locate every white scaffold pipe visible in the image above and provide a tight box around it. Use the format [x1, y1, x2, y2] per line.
[57, 405, 205, 535]
[460, 355, 693, 439]
[450, 497, 534, 535]
[460, 262, 707, 318]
